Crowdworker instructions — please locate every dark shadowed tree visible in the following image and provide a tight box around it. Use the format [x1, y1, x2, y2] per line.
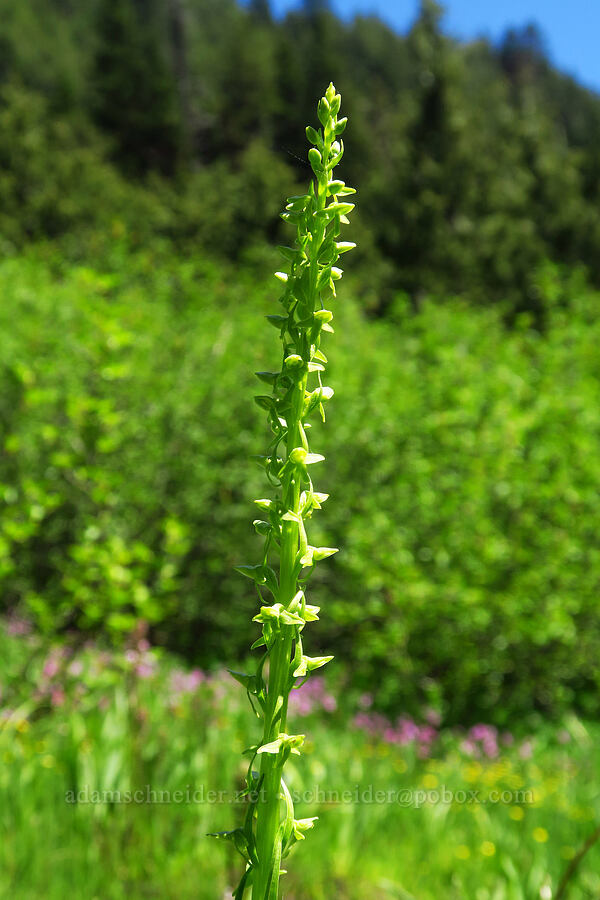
[91, 0, 182, 174]
[249, 0, 272, 22]
[499, 23, 547, 86]
[209, 7, 279, 157]
[301, 0, 331, 13]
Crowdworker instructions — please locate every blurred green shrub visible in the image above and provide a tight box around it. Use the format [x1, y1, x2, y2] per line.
[1, 250, 598, 724]
[0, 82, 166, 247]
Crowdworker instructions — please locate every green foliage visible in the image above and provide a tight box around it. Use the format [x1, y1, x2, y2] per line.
[326, 265, 600, 723]
[0, 0, 88, 107]
[0, 82, 112, 244]
[161, 138, 298, 257]
[1, 242, 600, 725]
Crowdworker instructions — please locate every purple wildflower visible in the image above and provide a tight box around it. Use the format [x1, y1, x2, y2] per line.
[51, 687, 65, 707]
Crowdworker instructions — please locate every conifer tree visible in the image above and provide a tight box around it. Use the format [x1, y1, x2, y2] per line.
[92, 0, 182, 174]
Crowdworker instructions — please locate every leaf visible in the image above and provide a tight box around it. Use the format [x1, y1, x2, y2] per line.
[228, 670, 258, 692]
[232, 867, 252, 900]
[254, 395, 277, 412]
[266, 314, 288, 328]
[207, 829, 250, 862]
[263, 566, 280, 598]
[278, 248, 298, 267]
[255, 371, 279, 385]
[234, 564, 266, 584]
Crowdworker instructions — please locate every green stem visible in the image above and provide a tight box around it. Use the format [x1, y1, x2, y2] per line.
[254, 375, 305, 899]
[236, 85, 355, 900]
[253, 132, 332, 899]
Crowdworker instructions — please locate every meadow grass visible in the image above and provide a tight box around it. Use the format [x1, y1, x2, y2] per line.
[1, 624, 598, 900]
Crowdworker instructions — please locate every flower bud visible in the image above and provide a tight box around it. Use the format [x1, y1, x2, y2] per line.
[317, 97, 330, 127]
[308, 147, 323, 174]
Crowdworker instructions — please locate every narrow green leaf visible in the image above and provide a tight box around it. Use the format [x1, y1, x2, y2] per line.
[266, 314, 288, 328]
[234, 564, 267, 583]
[255, 371, 279, 385]
[228, 670, 258, 692]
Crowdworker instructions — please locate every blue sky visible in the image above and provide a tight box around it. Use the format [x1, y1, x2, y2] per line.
[264, 0, 600, 93]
